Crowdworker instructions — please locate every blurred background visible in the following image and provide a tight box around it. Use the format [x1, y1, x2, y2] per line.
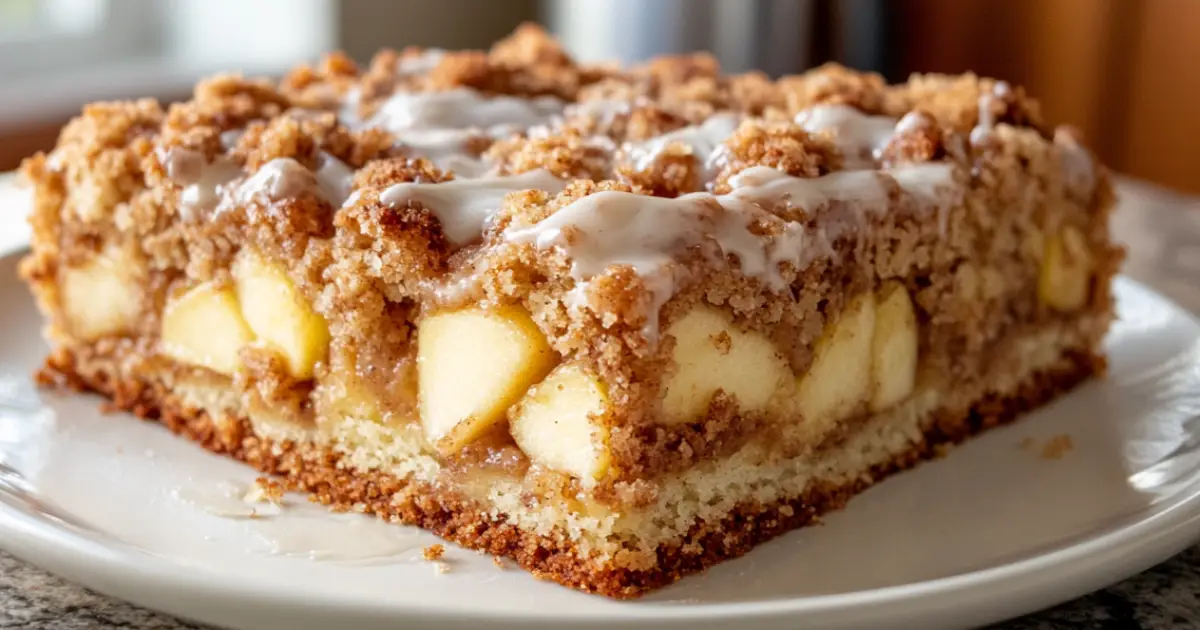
[0, 0, 1196, 193]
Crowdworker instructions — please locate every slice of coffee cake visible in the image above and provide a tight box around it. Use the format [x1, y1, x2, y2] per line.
[18, 25, 1120, 596]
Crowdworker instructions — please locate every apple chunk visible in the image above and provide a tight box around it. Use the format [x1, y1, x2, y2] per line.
[60, 245, 142, 341]
[796, 292, 875, 427]
[870, 281, 919, 412]
[510, 364, 611, 482]
[660, 306, 791, 423]
[1038, 225, 1092, 313]
[232, 249, 330, 379]
[417, 306, 556, 454]
[161, 282, 254, 376]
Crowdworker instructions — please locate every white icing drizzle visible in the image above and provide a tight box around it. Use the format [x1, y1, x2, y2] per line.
[357, 88, 564, 178]
[563, 99, 632, 123]
[725, 166, 890, 215]
[887, 162, 961, 235]
[506, 164, 958, 336]
[398, 48, 445, 75]
[624, 113, 740, 175]
[505, 190, 733, 334]
[162, 148, 355, 217]
[237, 153, 355, 208]
[379, 169, 565, 247]
[395, 128, 494, 178]
[887, 163, 957, 204]
[970, 81, 1012, 146]
[339, 86, 362, 124]
[219, 129, 244, 151]
[315, 153, 356, 205]
[794, 104, 898, 169]
[237, 158, 316, 205]
[162, 147, 241, 220]
[367, 88, 562, 137]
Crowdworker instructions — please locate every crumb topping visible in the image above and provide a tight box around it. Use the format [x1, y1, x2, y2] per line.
[422, 543, 446, 561]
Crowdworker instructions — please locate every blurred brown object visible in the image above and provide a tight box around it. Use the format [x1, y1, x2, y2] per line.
[0, 121, 60, 173]
[894, 0, 1200, 195]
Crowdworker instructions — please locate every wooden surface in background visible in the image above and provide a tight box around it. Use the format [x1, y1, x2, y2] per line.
[0, 121, 61, 173]
[895, 0, 1200, 194]
[1123, 0, 1200, 194]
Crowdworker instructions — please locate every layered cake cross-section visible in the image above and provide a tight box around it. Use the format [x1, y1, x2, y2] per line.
[17, 25, 1122, 596]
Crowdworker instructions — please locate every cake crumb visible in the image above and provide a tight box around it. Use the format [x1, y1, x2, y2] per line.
[423, 543, 446, 561]
[1040, 434, 1074, 460]
[492, 556, 507, 569]
[1018, 434, 1074, 459]
[709, 331, 733, 354]
[433, 561, 452, 575]
[246, 477, 285, 505]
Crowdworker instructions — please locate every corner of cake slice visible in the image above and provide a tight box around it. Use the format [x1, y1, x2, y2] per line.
[18, 25, 1122, 597]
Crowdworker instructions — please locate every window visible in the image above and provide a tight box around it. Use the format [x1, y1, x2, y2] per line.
[0, 0, 334, 126]
[0, 0, 162, 80]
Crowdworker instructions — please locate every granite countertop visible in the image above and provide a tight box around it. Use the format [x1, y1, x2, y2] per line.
[2, 178, 1200, 629]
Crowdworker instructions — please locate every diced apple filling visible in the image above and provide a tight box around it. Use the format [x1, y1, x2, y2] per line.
[871, 281, 919, 412]
[510, 364, 611, 482]
[161, 282, 254, 376]
[158, 248, 330, 380]
[60, 245, 142, 341]
[1038, 225, 1092, 312]
[660, 306, 792, 423]
[797, 283, 921, 428]
[796, 292, 876, 427]
[417, 306, 556, 454]
[232, 249, 330, 379]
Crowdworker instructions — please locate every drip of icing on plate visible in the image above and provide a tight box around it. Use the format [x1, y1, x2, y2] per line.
[172, 481, 424, 563]
[172, 482, 281, 519]
[250, 515, 424, 563]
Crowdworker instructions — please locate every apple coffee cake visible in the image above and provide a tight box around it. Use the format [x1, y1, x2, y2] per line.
[17, 25, 1121, 597]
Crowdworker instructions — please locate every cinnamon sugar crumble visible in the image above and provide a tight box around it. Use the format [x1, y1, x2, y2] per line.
[1040, 435, 1075, 460]
[1018, 434, 1075, 460]
[710, 330, 733, 355]
[250, 477, 286, 504]
[422, 543, 446, 561]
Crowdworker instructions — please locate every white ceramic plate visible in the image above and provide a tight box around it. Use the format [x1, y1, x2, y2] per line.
[2, 247, 1200, 630]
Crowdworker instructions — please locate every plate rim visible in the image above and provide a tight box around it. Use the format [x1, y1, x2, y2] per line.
[3, 266, 1200, 629]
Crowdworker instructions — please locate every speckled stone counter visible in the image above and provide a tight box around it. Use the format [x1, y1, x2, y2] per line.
[6, 547, 1195, 629]
[3, 180, 1200, 629]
